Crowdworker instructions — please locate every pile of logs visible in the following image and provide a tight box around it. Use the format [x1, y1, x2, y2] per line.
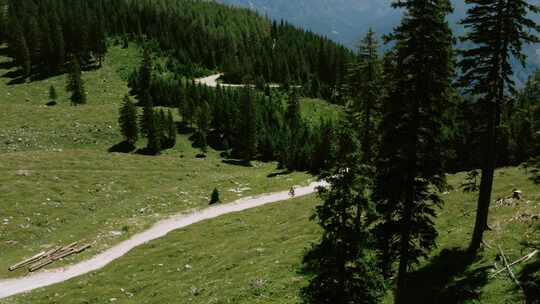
[9, 242, 92, 273]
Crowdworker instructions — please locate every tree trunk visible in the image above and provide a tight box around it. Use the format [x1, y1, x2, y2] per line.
[468, 90, 503, 255]
[395, 194, 413, 304]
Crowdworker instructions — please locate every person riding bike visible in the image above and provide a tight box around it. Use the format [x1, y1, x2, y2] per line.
[289, 186, 296, 197]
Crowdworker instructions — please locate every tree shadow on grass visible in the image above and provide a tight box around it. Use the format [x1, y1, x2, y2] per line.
[267, 170, 292, 178]
[108, 141, 136, 153]
[519, 258, 540, 304]
[0, 59, 17, 70]
[401, 248, 490, 304]
[222, 159, 252, 167]
[0, 46, 10, 57]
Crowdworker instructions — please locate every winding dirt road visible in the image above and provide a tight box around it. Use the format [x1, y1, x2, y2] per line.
[194, 73, 245, 88]
[194, 74, 280, 88]
[0, 181, 325, 299]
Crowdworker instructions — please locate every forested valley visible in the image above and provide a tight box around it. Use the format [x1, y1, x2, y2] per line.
[0, 0, 539, 303]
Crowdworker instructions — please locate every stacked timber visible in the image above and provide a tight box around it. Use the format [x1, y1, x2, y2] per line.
[8, 241, 92, 273]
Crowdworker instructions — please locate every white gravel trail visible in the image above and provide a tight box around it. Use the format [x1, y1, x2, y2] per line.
[194, 74, 280, 88]
[0, 181, 325, 299]
[194, 73, 244, 87]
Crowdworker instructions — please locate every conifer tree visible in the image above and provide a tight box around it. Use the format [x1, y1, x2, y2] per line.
[11, 18, 31, 77]
[135, 48, 152, 105]
[0, 4, 5, 43]
[94, 17, 107, 66]
[50, 14, 65, 70]
[209, 188, 220, 205]
[372, 0, 454, 301]
[48, 85, 57, 102]
[26, 15, 41, 64]
[66, 56, 86, 105]
[196, 100, 212, 153]
[166, 110, 176, 148]
[239, 88, 258, 161]
[146, 113, 161, 155]
[285, 88, 301, 132]
[458, 0, 540, 255]
[139, 91, 154, 137]
[347, 29, 383, 164]
[303, 106, 384, 304]
[119, 95, 139, 145]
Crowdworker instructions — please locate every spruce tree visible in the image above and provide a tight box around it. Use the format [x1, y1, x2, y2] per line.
[119, 95, 139, 145]
[139, 91, 154, 137]
[303, 106, 384, 304]
[136, 48, 152, 105]
[372, 0, 454, 301]
[11, 18, 31, 77]
[458, 0, 540, 255]
[66, 56, 86, 105]
[209, 188, 220, 205]
[26, 15, 41, 64]
[239, 88, 258, 161]
[147, 113, 161, 155]
[50, 14, 65, 70]
[48, 85, 57, 102]
[94, 17, 107, 66]
[347, 29, 383, 164]
[196, 100, 212, 153]
[166, 110, 176, 148]
[285, 88, 301, 131]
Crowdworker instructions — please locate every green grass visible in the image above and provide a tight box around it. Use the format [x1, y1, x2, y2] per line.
[3, 195, 321, 304]
[0, 43, 139, 153]
[299, 98, 342, 125]
[0, 44, 312, 278]
[4, 167, 539, 303]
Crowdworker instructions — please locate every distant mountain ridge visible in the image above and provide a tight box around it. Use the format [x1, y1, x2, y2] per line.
[219, 0, 540, 83]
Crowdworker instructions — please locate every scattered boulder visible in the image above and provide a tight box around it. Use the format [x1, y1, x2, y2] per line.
[16, 169, 31, 177]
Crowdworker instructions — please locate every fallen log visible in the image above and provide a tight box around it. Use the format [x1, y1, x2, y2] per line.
[8, 251, 46, 271]
[29, 258, 55, 272]
[74, 243, 92, 253]
[48, 243, 91, 262]
[45, 246, 63, 258]
[490, 249, 539, 278]
[50, 248, 77, 261]
[498, 245, 521, 287]
[60, 242, 78, 252]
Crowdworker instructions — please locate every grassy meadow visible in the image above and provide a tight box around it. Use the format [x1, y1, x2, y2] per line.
[3, 167, 538, 303]
[0, 44, 312, 278]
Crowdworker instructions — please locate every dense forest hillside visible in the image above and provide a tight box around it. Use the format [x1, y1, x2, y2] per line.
[220, 0, 540, 83]
[0, 0, 538, 171]
[0, 0, 539, 303]
[0, 0, 353, 97]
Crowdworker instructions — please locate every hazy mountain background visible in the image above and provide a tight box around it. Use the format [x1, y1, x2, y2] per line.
[219, 0, 540, 83]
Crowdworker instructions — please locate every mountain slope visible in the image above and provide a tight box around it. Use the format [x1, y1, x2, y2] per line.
[4, 167, 539, 303]
[219, 0, 540, 82]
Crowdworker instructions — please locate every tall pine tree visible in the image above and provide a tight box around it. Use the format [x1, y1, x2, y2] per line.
[119, 95, 139, 145]
[195, 100, 212, 153]
[347, 29, 383, 164]
[303, 106, 385, 304]
[135, 47, 152, 106]
[66, 56, 86, 105]
[238, 88, 257, 161]
[373, 0, 454, 302]
[285, 89, 301, 132]
[458, 0, 539, 255]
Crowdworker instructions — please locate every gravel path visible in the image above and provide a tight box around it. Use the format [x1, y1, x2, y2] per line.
[0, 181, 325, 299]
[194, 74, 280, 88]
[194, 73, 244, 88]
